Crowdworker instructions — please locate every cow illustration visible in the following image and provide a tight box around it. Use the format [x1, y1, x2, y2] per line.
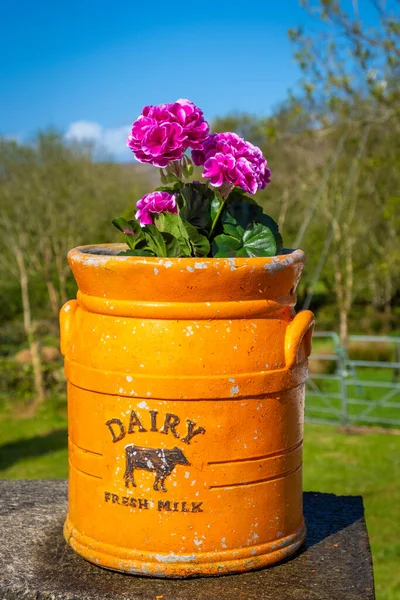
[123, 444, 190, 492]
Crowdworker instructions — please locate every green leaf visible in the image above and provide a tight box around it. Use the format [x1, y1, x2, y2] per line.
[144, 225, 167, 257]
[112, 217, 145, 250]
[183, 221, 211, 257]
[179, 183, 213, 230]
[154, 212, 192, 256]
[155, 212, 187, 238]
[212, 234, 242, 257]
[223, 193, 283, 254]
[212, 223, 277, 258]
[162, 232, 183, 257]
[222, 211, 244, 241]
[229, 188, 258, 204]
[256, 213, 283, 255]
[212, 197, 281, 257]
[112, 217, 134, 235]
[142, 224, 184, 258]
[241, 224, 277, 257]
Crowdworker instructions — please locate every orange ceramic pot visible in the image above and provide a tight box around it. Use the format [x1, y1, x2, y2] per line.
[60, 243, 314, 578]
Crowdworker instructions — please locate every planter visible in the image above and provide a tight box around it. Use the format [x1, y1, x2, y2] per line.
[60, 243, 314, 578]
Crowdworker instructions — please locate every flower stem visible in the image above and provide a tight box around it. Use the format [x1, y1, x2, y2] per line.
[209, 197, 226, 240]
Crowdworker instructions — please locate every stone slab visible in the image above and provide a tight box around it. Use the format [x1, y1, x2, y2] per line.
[0, 480, 375, 600]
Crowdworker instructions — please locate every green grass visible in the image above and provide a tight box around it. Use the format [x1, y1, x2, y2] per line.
[0, 399, 399, 599]
[0, 397, 68, 478]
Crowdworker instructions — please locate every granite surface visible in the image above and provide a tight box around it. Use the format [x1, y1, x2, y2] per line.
[0, 480, 375, 600]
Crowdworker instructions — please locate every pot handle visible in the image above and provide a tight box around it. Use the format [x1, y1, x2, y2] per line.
[59, 300, 78, 357]
[285, 310, 314, 369]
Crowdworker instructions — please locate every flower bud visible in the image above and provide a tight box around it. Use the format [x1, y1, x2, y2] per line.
[183, 162, 194, 178]
[165, 160, 183, 181]
[181, 154, 194, 178]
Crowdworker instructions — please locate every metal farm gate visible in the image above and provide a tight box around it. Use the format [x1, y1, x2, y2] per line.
[306, 332, 400, 427]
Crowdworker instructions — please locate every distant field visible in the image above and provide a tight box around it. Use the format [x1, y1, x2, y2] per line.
[0, 398, 399, 600]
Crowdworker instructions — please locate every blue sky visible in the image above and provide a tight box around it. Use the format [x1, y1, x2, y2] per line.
[0, 1, 377, 160]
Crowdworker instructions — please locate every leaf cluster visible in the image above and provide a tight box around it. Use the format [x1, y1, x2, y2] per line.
[113, 184, 283, 259]
[212, 192, 283, 258]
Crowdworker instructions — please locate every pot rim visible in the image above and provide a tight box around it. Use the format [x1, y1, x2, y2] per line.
[69, 243, 305, 267]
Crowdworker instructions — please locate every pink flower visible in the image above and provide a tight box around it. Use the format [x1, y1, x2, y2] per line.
[169, 99, 210, 150]
[203, 153, 236, 187]
[127, 99, 209, 167]
[192, 132, 271, 194]
[135, 191, 178, 226]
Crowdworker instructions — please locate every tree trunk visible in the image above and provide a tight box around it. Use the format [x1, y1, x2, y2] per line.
[332, 220, 351, 349]
[334, 265, 350, 347]
[339, 308, 349, 348]
[42, 242, 60, 316]
[14, 244, 45, 409]
[46, 278, 60, 316]
[342, 231, 353, 347]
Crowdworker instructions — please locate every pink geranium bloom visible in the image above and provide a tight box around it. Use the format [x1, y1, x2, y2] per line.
[127, 100, 209, 167]
[203, 153, 236, 187]
[135, 191, 178, 226]
[192, 132, 271, 194]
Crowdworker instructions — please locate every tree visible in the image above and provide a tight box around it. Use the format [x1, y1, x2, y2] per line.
[287, 0, 400, 341]
[0, 132, 153, 410]
[0, 139, 45, 408]
[289, 0, 400, 127]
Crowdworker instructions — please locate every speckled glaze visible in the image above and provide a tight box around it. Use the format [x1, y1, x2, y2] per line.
[60, 243, 314, 578]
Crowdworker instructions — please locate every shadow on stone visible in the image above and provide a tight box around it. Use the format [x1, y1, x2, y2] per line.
[303, 491, 364, 547]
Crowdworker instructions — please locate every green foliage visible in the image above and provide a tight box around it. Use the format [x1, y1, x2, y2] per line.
[112, 217, 145, 250]
[0, 131, 152, 318]
[0, 358, 65, 398]
[182, 221, 210, 257]
[213, 223, 277, 258]
[0, 359, 35, 398]
[0, 280, 23, 323]
[114, 213, 193, 258]
[113, 182, 283, 259]
[290, 0, 400, 123]
[0, 322, 26, 357]
[213, 193, 282, 258]
[179, 183, 214, 231]
[154, 212, 192, 256]
[143, 225, 179, 258]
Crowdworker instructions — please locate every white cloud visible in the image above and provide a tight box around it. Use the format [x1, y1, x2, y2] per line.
[65, 121, 102, 141]
[65, 121, 131, 157]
